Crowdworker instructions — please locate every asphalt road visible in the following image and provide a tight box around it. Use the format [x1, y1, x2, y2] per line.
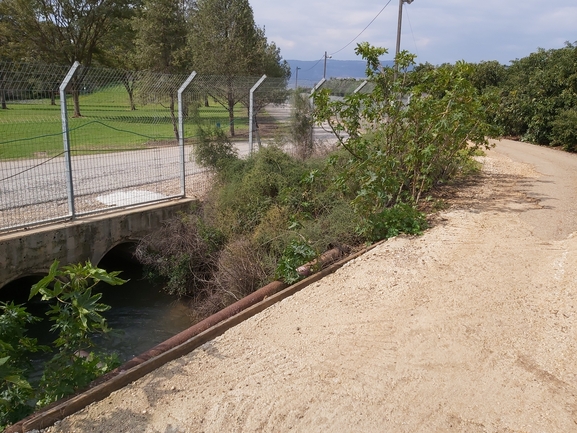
[0, 104, 330, 215]
[0, 146, 203, 210]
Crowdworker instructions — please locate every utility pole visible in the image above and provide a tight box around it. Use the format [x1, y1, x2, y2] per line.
[323, 51, 332, 79]
[295, 66, 301, 89]
[395, 0, 414, 76]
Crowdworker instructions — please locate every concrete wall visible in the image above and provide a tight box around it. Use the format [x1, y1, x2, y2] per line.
[0, 199, 197, 289]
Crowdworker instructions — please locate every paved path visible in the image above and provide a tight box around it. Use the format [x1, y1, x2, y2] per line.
[0, 145, 211, 210]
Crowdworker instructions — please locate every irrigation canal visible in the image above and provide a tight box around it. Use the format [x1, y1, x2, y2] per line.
[0, 249, 194, 370]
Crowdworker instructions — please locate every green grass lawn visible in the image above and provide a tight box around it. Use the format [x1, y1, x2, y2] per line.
[0, 85, 250, 159]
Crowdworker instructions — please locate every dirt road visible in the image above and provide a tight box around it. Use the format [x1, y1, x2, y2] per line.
[43, 139, 577, 433]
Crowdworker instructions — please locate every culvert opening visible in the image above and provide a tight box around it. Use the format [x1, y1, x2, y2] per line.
[93, 242, 195, 363]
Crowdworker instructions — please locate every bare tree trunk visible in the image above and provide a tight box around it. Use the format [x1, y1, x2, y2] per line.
[70, 74, 82, 117]
[0, 72, 6, 109]
[70, 68, 89, 117]
[226, 78, 236, 136]
[122, 72, 137, 111]
[73, 89, 82, 117]
[228, 90, 235, 137]
[128, 89, 136, 111]
[170, 93, 179, 142]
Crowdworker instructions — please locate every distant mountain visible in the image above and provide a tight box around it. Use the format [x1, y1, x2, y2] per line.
[286, 59, 395, 88]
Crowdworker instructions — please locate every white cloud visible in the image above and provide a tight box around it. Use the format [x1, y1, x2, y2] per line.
[250, 0, 577, 64]
[270, 37, 296, 51]
[536, 7, 577, 34]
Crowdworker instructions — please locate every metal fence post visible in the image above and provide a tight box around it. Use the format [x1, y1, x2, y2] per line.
[309, 78, 327, 110]
[249, 75, 267, 154]
[309, 78, 326, 101]
[354, 80, 368, 94]
[308, 78, 326, 145]
[178, 71, 197, 197]
[60, 61, 80, 218]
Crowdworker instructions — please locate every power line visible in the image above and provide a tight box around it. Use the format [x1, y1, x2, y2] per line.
[404, 3, 419, 58]
[330, 0, 393, 57]
[302, 55, 325, 73]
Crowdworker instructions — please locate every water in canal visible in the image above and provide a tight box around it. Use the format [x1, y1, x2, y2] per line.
[1, 246, 194, 366]
[93, 252, 194, 362]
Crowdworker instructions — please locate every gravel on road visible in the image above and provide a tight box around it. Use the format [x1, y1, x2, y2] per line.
[40, 140, 577, 433]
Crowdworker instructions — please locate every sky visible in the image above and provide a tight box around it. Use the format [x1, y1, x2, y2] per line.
[249, 0, 577, 66]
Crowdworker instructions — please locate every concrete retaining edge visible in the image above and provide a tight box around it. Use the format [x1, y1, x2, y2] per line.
[8, 241, 385, 433]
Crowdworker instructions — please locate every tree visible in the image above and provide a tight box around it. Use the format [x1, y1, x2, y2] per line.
[132, 0, 190, 138]
[2, 0, 132, 116]
[0, 0, 29, 63]
[132, 0, 189, 73]
[289, 90, 314, 160]
[314, 43, 498, 240]
[469, 60, 506, 92]
[95, 3, 142, 110]
[99, 28, 140, 110]
[497, 42, 577, 147]
[0, 1, 24, 109]
[551, 108, 577, 152]
[188, 0, 290, 136]
[3, 0, 133, 66]
[0, 68, 8, 109]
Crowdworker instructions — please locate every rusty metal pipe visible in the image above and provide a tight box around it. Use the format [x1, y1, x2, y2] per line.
[297, 247, 343, 277]
[11, 240, 385, 433]
[118, 280, 287, 371]
[6, 280, 287, 433]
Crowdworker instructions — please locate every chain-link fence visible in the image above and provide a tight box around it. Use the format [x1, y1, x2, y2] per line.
[322, 78, 376, 97]
[0, 61, 302, 232]
[294, 77, 375, 95]
[1, 62, 72, 229]
[183, 73, 291, 154]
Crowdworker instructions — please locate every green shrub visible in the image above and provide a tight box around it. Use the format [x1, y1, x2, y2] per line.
[207, 146, 306, 237]
[0, 261, 125, 428]
[250, 205, 295, 258]
[298, 201, 361, 252]
[314, 44, 497, 240]
[140, 146, 358, 300]
[0, 302, 43, 428]
[289, 91, 315, 160]
[192, 124, 238, 171]
[275, 240, 317, 285]
[36, 351, 119, 407]
[30, 261, 125, 406]
[551, 109, 577, 152]
[359, 202, 428, 242]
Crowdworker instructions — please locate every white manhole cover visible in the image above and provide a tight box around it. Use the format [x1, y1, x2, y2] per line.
[96, 190, 167, 206]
